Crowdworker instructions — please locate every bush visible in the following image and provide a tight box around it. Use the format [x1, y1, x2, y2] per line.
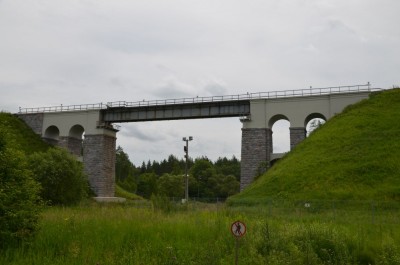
[137, 173, 157, 199]
[117, 174, 137, 193]
[150, 194, 173, 213]
[28, 148, 88, 205]
[0, 134, 42, 248]
[157, 173, 184, 198]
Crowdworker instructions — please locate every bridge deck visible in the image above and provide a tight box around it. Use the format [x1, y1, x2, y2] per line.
[101, 100, 250, 122]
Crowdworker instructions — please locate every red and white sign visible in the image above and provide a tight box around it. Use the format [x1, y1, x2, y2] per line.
[231, 221, 246, 237]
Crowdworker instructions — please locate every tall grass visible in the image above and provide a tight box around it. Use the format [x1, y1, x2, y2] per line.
[1, 202, 399, 264]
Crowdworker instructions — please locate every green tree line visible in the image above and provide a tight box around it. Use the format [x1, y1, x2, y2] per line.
[115, 146, 240, 200]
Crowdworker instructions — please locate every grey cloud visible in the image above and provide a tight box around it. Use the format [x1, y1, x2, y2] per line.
[94, 30, 189, 54]
[203, 80, 227, 96]
[151, 77, 195, 99]
[118, 125, 165, 142]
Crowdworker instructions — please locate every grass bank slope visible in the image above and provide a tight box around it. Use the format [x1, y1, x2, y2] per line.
[230, 88, 400, 204]
[0, 112, 50, 154]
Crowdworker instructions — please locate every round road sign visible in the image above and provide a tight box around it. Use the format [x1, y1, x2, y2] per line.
[231, 220, 246, 237]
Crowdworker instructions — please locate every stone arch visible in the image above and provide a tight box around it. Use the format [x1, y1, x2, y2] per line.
[269, 114, 290, 153]
[68, 124, 85, 156]
[268, 114, 289, 128]
[69, 124, 85, 139]
[304, 113, 326, 127]
[44, 125, 60, 140]
[305, 113, 326, 137]
[43, 125, 60, 145]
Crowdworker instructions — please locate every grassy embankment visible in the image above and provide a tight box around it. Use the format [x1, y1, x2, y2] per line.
[229, 88, 400, 205]
[0, 112, 50, 154]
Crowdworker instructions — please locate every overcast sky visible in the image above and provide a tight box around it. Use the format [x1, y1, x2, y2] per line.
[1, 0, 399, 165]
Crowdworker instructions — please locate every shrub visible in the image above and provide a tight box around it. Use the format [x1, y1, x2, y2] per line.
[117, 174, 137, 193]
[0, 134, 42, 248]
[157, 173, 184, 198]
[150, 194, 173, 213]
[28, 148, 88, 205]
[137, 173, 157, 199]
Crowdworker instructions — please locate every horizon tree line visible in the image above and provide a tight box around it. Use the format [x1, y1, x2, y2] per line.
[115, 146, 240, 200]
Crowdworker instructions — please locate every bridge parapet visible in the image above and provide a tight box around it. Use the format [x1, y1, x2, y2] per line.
[19, 103, 105, 114]
[18, 84, 377, 114]
[106, 83, 376, 108]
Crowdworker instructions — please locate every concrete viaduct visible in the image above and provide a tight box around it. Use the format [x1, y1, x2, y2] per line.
[17, 84, 379, 198]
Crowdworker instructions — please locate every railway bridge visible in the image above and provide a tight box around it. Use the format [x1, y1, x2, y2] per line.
[17, 84, 379, 198]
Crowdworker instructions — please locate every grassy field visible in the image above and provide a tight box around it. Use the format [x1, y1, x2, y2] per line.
[1, 201, 399, 265]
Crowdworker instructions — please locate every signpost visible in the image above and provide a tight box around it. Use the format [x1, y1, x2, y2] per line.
[231, 221, 246, 265]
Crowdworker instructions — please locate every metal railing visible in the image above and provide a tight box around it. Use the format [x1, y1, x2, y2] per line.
[19, 103, 105, 114]
[18, 83, 380, 113]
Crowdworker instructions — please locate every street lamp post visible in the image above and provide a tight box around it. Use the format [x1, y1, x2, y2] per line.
[183, 136, 193, 202]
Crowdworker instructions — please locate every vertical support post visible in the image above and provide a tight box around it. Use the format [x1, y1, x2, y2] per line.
[289, 127, 306, 150]
[235, 238, 239, 265]
[183, 136, 193, 202]
[240, 128, 272, 190]
[185, 139, 189, 202]
[83, 134, 116, 197]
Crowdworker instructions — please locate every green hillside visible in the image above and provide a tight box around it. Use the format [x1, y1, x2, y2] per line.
[229, 88, 400, 204]
[0, 112, 50, 154]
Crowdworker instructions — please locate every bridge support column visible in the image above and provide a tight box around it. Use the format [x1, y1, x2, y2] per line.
[83, 134, 116, 197]
[290, 127, 306, 150]
[240, 128, 272, 190]
[49, 136, 83, 157]
[67, 137, 83, 157]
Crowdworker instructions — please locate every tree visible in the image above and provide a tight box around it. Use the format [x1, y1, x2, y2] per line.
[214, 156, 241, 180]
[0, 133, 42, 248]
[157, 174, 184, 198]
[190, 158, 216, 181]
[28, 148, 88, 205]
[140, 161, 146, 174]
[136, 173, 157, 199]
[216, 175, 240, 198]
[115, 146, 138, 193]
[115, 146, 138, 182]
[118, 174, 137, 193]
[146, 160, 152, 173]
[188, 158, 217, 198]
[132, 154, 242, 199]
